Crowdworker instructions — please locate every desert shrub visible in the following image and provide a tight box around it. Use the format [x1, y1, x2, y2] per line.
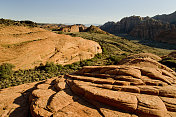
[106, 55, 126, 65]
[42, 62, 58, 73]
[94, 53, 102, 59]
[56, 31, 64, 34]
[0, 63, 15, 79]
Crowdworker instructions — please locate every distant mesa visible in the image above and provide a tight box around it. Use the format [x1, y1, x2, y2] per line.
[57, 24, 87, 33]
[38, 23, 67, 31]
[101, 11, 176, 44]
[52, 24, 109, 34]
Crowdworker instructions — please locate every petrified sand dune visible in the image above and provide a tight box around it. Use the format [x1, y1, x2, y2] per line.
[0, 25, 102, 70]
[1, 53, 176, 117]
[28, 53, 176, 117]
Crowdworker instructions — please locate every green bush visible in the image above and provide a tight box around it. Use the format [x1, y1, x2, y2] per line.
[0, 63, 15, 79]
[43, 62, 58, 73]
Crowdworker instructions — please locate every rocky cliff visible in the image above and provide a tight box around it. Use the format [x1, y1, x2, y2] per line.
[1, 53, 176, 117]
[101, 15, 176, 42]
[130, 18, 175, 39]
[101, 16, 144, 34]
[155, 30, 176, 44]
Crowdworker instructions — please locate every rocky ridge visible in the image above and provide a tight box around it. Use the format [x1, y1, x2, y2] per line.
[101, 15, 176, 43]
[1, 53, 176, 117]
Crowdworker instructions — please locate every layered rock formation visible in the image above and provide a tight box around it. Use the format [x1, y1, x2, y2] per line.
[28, 53, 176, 117]
[130, 18, 175, 39]
[1, 53, 176, 117]
[101, 15, 176, 42]
[0, 25, 102, 70]
[100, 16, 144, 34]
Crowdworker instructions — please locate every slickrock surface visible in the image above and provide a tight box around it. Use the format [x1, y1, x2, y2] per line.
[0, 81, 39, 117]
[1, 53, 176, 117]
[29, 53, 176, 117]
[0, 25, 102, 70]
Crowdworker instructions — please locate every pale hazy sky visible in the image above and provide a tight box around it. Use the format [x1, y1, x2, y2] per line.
[0, 0, 176, 24]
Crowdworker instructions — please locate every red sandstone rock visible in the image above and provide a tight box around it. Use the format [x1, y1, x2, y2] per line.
[1, 53, 176, 117]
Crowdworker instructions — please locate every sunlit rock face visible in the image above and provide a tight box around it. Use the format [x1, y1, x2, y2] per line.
[29, 53, 176, 117]
[0, 25, 102, 70]
[101, 16, 176, 43]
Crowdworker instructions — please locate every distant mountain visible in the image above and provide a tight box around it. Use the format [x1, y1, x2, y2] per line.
[153, 11, 176, 24]
[100, 12, 176, 44]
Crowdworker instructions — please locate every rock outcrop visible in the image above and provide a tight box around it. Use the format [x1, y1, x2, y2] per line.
[58, 24, 87, 33]
[100, 16, 144, 34]
[0, 25, 102, 70]
[85, 25, 109, 34]
[130, 18, 175, 39]
[28, 53, 176, 117]
[101, 15, 176, 43]
[58, 25, 80, 32]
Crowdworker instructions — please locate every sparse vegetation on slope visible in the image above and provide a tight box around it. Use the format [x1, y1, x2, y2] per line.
[65, 32, 173, 56]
